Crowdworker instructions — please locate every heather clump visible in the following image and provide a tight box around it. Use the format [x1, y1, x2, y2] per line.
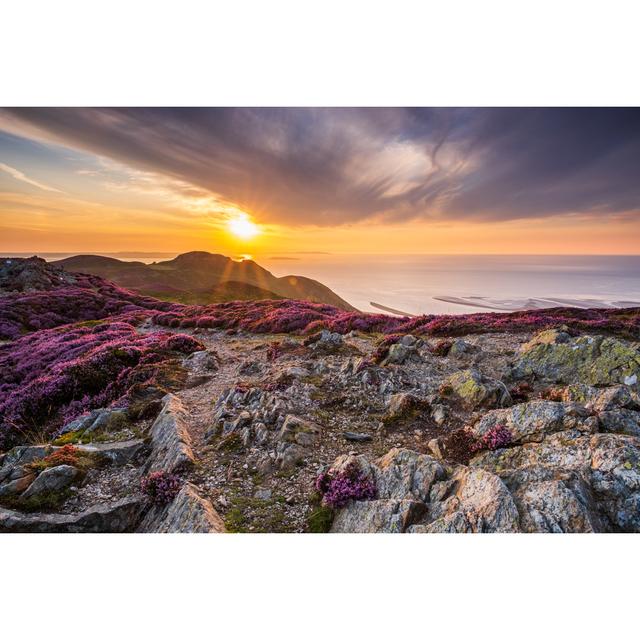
[475, 424, 513, 451]
[315, 462, 376, 509]
[0, 264, 177, 339]
[0, 321, 203, 449]
[141, 471, 183, 506]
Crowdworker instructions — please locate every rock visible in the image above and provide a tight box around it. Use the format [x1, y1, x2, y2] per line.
[0, 446, 52, 478]
[238, 360, 264, 376]
[58, 408, 128, 437]
[308, 330, 344, 353]
[343, 431, 373, 442]
[332, 499, 427, 533]
[373, 449, 446, 501]
[0, 496, 145, 533]
[598, 409, 640, 437]
[0, 471, 36, 497]
[138, 483, 226, 533]
[146, 394, 196, 474]
[513, 332, 640, 386]
[327, 448, 518, 533]
[58, 411, 101, 436]
[470, 400, 596, 445]
[400, 335, 418, 347]
[21, 465, 80, 499]
[588, 385, 639, 412]
[277, 415, 321, 447]
[513, 480, 598, 533]
[274, 442, 305, 471]
[440, 369, 511, 409]
[431, 404, 447, 426]
[473, 431, 640, 532]
[85, 408, 129, 434]
[383, 392, 427, 426]
[77, 440, 148, 466]
[381, 342, 418, 366]
[224, 410, 252, 435]
[254, 488, 272, 500]
[185, 349, 219, 371]
[449, 339, 474, 356]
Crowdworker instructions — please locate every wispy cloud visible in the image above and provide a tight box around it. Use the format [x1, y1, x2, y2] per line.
[0, 162, 64, 193]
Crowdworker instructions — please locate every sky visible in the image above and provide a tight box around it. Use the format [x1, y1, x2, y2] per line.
[0, 107, 639, 256]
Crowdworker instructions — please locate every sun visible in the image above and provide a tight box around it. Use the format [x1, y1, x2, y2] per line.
[227, 214, 260, 240]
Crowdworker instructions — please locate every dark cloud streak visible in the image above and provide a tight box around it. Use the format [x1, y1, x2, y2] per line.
[2, 107, 639, 225]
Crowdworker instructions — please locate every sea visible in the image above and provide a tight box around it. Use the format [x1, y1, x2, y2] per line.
[14, 252, 640, 316]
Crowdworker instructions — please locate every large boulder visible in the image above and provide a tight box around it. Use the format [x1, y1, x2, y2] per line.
[440, 369, 511, 409]
[513, 331, 640, 386]
[469, 400, 596, 445]
[410, 467, 520, 533]
[473, 431, 640, 532]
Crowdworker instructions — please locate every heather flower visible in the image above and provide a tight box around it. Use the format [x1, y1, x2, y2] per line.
[0, 321, 204, 448]
[140, 471, 183, 506]
[476, 424, 513, 451]
[315, 462, 376, 509]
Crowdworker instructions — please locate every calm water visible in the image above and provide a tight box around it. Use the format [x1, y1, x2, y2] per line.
[19, 253, 640, 315]
[260, 254, 640, 315]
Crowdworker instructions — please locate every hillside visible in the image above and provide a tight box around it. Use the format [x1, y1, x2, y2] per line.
[52, 252, 355, 310]
[1, 257, 640, 533]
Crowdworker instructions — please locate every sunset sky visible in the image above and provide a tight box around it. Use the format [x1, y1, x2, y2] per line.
[1, 107, 639, 256]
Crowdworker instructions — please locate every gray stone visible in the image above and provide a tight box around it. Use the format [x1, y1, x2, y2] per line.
[470, 400, 595, 445]
[382, 342, 418, 366]
[440, 369, 511, 409]
[343, 431, 373, 442]
[278, 415, 321, 447]
[0, 472, 36, 497]
[138, 483, 226, 533]
[332, 499, 427, 533]
[21, 465, 80, 499]
[274, 442, 305, 471]
[514, 480, 598, 533]
[146, 394, 196, 474]
[598, 409, 640, 437]
[77, 439, 147, 466]
[0, 496, 145, 533]
[513, 331, 640, 386]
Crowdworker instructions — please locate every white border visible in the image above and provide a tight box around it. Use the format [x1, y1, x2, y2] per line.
[1, 1, 639, 636]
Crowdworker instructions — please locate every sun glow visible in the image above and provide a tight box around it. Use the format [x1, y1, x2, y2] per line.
[227, 214, 260, 240]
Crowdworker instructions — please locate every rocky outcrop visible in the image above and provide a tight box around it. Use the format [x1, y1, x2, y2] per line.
[138, 483, 226, 533]
[146, 394, 195, 474]
[0, 496, 145, 533]
[513, 330, 640, 386]
[328, 448, 518, 533]
[472, 431, 640, 532]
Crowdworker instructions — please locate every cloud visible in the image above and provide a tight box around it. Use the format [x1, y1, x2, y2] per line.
[0, 161, 64, 193]
[1, 108, 639, 226]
